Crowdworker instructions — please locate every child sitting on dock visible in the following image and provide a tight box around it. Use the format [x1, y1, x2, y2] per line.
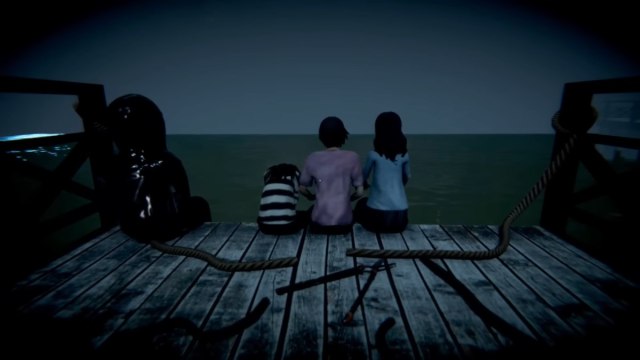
[103, 94, 211, 242]
[354, 111, 410, 233]
[299, 116, 364, 234]
[257, 163, 306, 235]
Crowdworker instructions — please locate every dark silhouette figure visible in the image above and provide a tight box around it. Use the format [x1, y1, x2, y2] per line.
[105, 94, 210, 242]
[99, 95, 296, 272]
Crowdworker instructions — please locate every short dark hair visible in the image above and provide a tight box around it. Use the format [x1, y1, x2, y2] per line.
[318, 116, 349, 148]
[263, 163, 300, 184]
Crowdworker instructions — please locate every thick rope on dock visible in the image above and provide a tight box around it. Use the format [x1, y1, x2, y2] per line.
[149, 240, 298, 272]
[346, 111, 582, 260]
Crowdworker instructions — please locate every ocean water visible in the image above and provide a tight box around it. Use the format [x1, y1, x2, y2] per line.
[9, 133, 640, 282]
[5, 134, 556, 230]
[167, 134, 555, 226]
[0, 133, 554, 279]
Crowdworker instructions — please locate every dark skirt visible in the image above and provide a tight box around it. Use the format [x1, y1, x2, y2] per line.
[354, 197, 408, 233]
[308, 222, 353, 235]
[302, 205, 353, 235]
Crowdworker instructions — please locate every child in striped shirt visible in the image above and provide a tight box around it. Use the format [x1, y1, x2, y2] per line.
[257, 163, 306, 235]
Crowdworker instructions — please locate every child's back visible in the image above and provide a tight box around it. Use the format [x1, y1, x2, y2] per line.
[355, 111, 410, 233]
[299, 116, 363, 234]
[257, 163, 303, 235]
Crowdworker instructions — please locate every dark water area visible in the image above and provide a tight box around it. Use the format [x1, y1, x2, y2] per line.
[7, 133, 640, 283]
[168, 134, 555, 226]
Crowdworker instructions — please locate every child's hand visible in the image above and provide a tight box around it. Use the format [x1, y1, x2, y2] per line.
[299, 185, 315, 201]
[350, 185, 364, 202]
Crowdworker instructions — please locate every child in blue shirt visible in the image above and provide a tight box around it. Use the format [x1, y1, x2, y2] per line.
[354, 111, 410, 233]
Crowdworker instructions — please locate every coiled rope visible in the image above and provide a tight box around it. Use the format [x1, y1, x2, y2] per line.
[346, 111, 581, 260]
[149, 239, 298, 272]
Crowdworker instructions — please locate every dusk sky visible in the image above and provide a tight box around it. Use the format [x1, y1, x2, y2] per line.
[1, 0, 639, 136]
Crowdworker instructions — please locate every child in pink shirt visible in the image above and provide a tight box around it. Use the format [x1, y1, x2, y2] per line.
[299, 116, 364, 234]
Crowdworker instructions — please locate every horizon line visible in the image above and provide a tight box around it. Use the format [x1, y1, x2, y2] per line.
[1, 131, 556, 141]
[166, 132, 556, 136]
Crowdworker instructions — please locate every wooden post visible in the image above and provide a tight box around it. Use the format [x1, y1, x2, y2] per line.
[0, 75, 118, 231]
[540, 76, 640, 237]
[77, 87, 118, 230]
[540, 83, 592, 237]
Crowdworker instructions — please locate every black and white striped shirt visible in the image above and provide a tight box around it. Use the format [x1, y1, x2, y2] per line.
[258, 164, 300, 226]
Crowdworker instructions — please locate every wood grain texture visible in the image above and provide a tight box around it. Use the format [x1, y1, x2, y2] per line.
[5, 223, 638, 359]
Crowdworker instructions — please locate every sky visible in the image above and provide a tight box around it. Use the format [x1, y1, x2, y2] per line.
[1, 0, 639, 136]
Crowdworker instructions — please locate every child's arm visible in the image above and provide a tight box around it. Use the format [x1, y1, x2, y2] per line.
[362, 152, 373, 190]
[351, 153, 365, 201]
[402, 155, 411, 186]
[298, 158, 315, 200]
[299, 185, 316, 201]
[350, 185, 364, 201]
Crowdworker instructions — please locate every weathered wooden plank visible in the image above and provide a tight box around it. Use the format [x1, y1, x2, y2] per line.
[516, 226, 639, 305]
[325, 232, 369, 360]
[158, 223, 239, 356]
[186, 223, 277, 359]
[108, 224, 216, 333]
[486, 226, 627, 323]
[415, 225, 502, 358]
[11, 228, 128, 310]
[528, 225, 638, 286]
[233, 229, 304, 360]
[89, 227, 212, 348]
[427, 225, 529, 349]
[282, 231, 327, 359]
[381, 225, 460, 359]
[445, 225, 575, 346]
[25, 230, 146, 316]
[9, 222, 640, 359]
[54, 227, 183, 320]
[353, 224, 415, 360]
[93, 224, 218, 358]
[12, 226, 120, 288]
[466, 225, 610, 334]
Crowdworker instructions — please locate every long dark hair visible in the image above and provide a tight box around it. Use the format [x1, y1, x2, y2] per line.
[107, 94, 167, 156]
[373, 111, 407, 160]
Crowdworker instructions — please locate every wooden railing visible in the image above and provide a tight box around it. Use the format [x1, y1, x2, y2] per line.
[0, 76, 117, 272]
[540, 76, 640, 246]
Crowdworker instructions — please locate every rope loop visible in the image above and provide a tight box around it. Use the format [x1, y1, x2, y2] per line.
[347, 110, 583, 261]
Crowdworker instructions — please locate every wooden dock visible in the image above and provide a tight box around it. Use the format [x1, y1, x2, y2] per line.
[3, 222, 638, 359]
